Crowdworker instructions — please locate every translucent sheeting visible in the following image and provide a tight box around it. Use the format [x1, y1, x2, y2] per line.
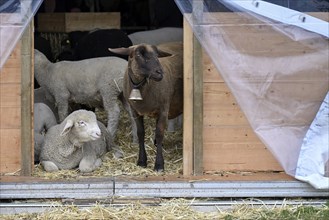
[295, 92, 329, 189]
[175, 0, 329, 188]
[0, 0, 43, 69]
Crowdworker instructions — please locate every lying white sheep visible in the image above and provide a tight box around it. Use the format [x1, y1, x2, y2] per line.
[40, 110, 122, 172]
[34, 49, 137, 143]
[34, 103, 57, 163]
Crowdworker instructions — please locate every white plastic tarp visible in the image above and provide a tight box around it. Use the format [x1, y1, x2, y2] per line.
[0, 0, 43, 70]
[296, 91, 329, 189]
[175, 0, 329, 189]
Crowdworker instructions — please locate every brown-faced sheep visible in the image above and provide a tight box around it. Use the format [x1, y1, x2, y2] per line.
[109, 42, 183, 171]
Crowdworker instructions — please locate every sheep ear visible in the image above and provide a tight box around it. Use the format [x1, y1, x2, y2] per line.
[60, 119, 74, 136]
[108, 47, 131, 55]
[157, 49, 172, 58]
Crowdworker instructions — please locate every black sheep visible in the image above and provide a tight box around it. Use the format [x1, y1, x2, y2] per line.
[57, 29, 132, 61]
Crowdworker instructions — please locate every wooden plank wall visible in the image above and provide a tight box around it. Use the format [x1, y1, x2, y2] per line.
[0, 42, 22, 174]
[37, 12, 120, 32]
[184, 11, 328, 174]
[183, 16, 283, 174]
[0, 22, 34, 175]
[202, 53, 283, 172]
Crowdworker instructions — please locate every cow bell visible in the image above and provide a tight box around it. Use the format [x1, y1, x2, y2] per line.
[129, 88, 143, 101]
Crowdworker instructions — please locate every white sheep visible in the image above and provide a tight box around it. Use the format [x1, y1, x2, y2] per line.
[128, 27, 183, 46]
[34, 103, 57, 163]
[40, 110, 122, 172]
[34, 87, 59, 121]
[34, 49, 137, 143]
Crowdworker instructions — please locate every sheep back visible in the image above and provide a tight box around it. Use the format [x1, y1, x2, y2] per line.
[34, 49, 127, 113]
[128, 28, 183, 45]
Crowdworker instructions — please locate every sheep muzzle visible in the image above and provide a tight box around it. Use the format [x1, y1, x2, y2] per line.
[149, 69, 163, 82]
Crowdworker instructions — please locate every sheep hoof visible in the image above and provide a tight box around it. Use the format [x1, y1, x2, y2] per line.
[154, 164, 164, 172]
[137, 161, 147, 168]
[41, 161, 59, 172]
[94, 158, 102, 168]
[113, 150, 124, 159]
[154, 167, 164, 172]
[79, 158, 102, 173]
[132, 137, 138, 144]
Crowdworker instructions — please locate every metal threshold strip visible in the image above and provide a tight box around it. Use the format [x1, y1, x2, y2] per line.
[0, 198, 327, 215]
[1, 179, 328, 200]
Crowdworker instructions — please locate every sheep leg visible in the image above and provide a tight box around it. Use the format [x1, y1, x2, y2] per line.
[167, 119, 176, 132]
[79, 156, 101, 173]
[41, 161, 59, 172]
[154, 114, 167, 172]
[55, 92, 70, 122]
[121, 98, 138, 143]
[106, 102, 120, 138]
[102, 94, 120, 139]
[135, 114, 147, 168]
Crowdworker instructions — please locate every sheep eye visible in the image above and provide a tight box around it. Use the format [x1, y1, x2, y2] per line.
[77, 121, 86, 127]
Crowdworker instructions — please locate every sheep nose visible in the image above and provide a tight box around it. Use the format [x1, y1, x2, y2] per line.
[156, 69, 162, 74]
[96, 131, 101, 137]
[151, 69, 163, 81]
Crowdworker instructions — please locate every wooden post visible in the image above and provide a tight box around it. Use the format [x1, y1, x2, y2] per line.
[192, 0, 204, 175]
[183, 18, 194, 176]
[20, 20, 34, 176]
[192, 35, 203, 175]
[183, 3, 204, 175]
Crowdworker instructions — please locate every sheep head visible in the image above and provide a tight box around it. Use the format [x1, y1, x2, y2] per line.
[109, 44, 172, 82]
[60, 110, 101, 143]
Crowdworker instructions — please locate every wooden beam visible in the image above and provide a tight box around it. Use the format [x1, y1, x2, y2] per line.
[190, 0, 204, 175]
[192, 34, 203, 175]
[183, 18, 194, 176]
[20, 21, 34, 176]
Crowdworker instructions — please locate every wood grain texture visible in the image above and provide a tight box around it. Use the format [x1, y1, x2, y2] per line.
[0, 129, 21, 173]
[202, 51, 283, 172]
[37, 12, 120, 32]
[0, 39, 22, 174]
[183, 18, 194, 176]
[20, 21, 34, 176]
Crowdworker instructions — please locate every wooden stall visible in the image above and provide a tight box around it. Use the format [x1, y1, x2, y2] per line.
[0, 23, 34, 175]
[182, 11, 329, 177]
[1, 8, 328, 202]
[0, 12, 120, 176]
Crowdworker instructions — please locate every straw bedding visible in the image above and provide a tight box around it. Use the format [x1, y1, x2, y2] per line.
[2, 198, 328, 220]
[0, 199, 218, 219]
